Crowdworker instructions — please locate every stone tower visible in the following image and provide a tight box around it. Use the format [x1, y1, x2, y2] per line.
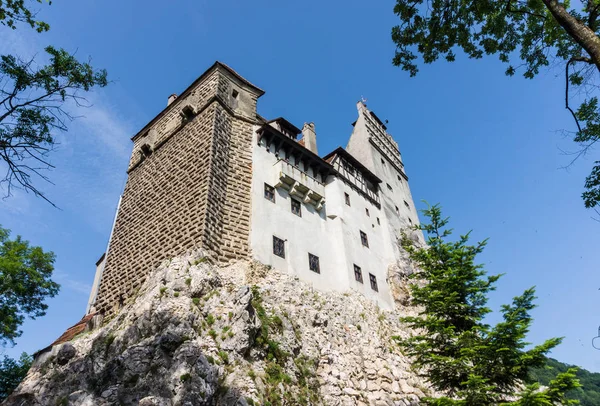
[91, 62, 264, 314]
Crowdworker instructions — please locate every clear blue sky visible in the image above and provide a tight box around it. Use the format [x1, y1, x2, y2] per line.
[1, 0, 599, 372]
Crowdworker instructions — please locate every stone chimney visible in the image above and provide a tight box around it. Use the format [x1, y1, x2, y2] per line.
[168, 94, 178, 106]
[302, 122, 317, 155]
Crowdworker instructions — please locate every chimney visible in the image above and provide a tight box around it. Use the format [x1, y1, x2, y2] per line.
[167, 93, 178, 106]
[302, 122, 317, 155]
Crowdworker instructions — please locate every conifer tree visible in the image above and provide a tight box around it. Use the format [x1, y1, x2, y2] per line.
[397, 204, 581, 405]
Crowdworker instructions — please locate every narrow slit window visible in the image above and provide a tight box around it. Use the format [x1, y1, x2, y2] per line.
[273, 236, 285, 258]
[291, 198, 302, 217]
[397, 175, 402, 182]
[369, 273, 378, 292]
[360, 231, 369, 248]
[387, 183, 393, 191]
[395, 206, 399, 214]
[264, 183, 275, 202]
[381, 158, 385, 165]
[404, 200, 410, 209]
[365, 208, 370, 217]
[354, 264, 363, 283]
[376, 217, 380, 225]
[308, 253, 320, 274]
[345, 192, 351, 206]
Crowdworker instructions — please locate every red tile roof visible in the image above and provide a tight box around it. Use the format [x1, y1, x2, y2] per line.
[34, 313, 97, 357]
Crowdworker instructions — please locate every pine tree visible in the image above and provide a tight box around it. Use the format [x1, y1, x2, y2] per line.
[396, 204, 580, 405]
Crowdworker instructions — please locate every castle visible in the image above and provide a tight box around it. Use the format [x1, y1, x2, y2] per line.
[86, 62, 420, 314]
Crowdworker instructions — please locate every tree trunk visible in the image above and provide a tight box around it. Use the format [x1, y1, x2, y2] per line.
[543, 0, 600, 72]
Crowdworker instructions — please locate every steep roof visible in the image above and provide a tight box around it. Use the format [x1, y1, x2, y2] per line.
[322, 147, 382, 185]
[34, 313, 97, 357]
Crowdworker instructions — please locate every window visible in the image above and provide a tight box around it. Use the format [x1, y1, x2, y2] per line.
[232, 89, 239, 99]
[381, 158, 385, 165]
[387, 183, 393, 191]
[345, 192, 350, 206]
[264, 183, 275, 202]
[273, 236, 285, 258]
[291, 199, 302, 217]
[404, 200, 410, 209]
[397, 175, 402, 182]
[308, 253, 320, 274]
[395, 206, 399, 214]
[365, 208, 370, 217]
[182, 105, 195, 121]
[354, 264, 363, 283]
[376, 217, 380, 225]
[141, 144, 152, 157]
[369, 273, 378, 292]
[360, 231, 369, 248]
[408, 217, 413, 224]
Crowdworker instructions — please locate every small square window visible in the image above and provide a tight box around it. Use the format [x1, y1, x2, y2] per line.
[273, 236, 285, 258]
[365, 208, 370, 217]
[291, 199, 302, 217]
[404, 200, 410, 209]
[308, 253, 320, 274]
[369, 273, 378, 292]
[387, 183, 393, 191]
[232, 89, 239, 99]
[345, 192, 351, 206]
[360, 231, 369, 248]
[182, 105, 195, 121]
[264, 183, 275, 202]
[354, 264, 363, 283]
[376, 217, 380, 225]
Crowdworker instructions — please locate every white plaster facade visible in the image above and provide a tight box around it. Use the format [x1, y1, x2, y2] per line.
[250, 102, 421, 310]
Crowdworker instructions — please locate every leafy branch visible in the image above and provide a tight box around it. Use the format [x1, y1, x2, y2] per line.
[0, 46, 108, 205]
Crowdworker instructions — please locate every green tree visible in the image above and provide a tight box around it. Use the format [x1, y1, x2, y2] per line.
[396, 204, 581, 405]
[0, 47, 108, 204]
[0, 0, 50, 32]
[0, 0, 108, 204]
[0, 225, 59, 345]
[391, 1, 600, 212]
[0, 353, 32, 401]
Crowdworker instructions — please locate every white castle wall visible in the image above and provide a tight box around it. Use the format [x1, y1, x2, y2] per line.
[249, 105, 414, 310]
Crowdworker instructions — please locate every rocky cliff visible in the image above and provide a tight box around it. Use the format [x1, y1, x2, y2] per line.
[3, 251, 428, 406]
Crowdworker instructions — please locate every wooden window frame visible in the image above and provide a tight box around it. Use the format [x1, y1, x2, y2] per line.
[308, 253, 320, 274]
[354, 264, 363, 283]
[273, 236, 285, 258]
[264, 183, 275, 203]
[291, 198, 302, 217]
[360, 231, 369, 248]
[369, 273, 378, 292]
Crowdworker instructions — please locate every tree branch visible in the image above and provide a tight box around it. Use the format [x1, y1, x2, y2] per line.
[542, 0, 600, 72]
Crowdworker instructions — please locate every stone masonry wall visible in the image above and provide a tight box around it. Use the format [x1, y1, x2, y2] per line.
[94, 66, 260, 315]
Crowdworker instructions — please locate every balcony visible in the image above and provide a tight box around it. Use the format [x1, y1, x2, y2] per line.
[272, 160, 325, 211]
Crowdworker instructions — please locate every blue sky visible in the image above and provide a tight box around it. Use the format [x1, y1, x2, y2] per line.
[1, 0, 599, 372]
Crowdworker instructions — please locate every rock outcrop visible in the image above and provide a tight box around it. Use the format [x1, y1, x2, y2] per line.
[4, 251, 429, 406]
